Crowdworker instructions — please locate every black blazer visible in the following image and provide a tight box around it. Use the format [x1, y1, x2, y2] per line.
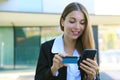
[35, 39, 67, 80]
[34, 39, 100, 80]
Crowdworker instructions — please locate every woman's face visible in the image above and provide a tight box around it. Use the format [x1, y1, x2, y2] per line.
[62, 11, 86, 40]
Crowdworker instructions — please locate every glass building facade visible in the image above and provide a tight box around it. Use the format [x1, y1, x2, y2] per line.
[0, 27, 14, 68]
[0, 26, 63, 69]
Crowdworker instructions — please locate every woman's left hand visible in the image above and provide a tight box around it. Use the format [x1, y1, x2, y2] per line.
[80, 58, 99, 80]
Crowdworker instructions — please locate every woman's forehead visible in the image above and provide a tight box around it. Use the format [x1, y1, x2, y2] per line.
[66, 11, 85, 20]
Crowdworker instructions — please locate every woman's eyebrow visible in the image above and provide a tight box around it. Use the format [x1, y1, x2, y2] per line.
[69, 17, 76, 19]
[69, 17, 85, 21]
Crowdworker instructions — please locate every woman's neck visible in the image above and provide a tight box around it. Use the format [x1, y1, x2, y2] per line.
[63, 36, 77, 55]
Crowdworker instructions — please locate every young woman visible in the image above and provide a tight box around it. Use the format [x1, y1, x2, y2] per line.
[35, 2, 99, 80]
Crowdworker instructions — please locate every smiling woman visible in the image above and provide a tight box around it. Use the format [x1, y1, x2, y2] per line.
[35, 2, 99, 80]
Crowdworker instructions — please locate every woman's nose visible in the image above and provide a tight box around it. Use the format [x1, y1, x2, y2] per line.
[75, 22, 80, 29]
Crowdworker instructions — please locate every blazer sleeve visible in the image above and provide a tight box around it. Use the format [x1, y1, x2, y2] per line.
[35, 40, 58, 80]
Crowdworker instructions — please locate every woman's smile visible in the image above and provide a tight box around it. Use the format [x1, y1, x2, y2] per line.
[72, 31, 80, 36]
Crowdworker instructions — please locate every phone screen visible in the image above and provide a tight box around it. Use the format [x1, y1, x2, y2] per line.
[81, 49, 97, 61]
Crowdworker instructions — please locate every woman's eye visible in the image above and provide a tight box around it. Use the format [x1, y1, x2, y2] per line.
[69, 20, 75, 23]
[80, 22, 85, 25]
[80, 21, 86, 25]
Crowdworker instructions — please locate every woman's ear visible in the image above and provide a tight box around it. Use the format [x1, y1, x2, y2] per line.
[61, 19, 64, 27]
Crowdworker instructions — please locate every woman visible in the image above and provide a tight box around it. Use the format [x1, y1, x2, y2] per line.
[35, 2, 99, 80]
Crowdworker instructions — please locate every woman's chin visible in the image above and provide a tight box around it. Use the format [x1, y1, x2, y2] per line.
[71, 36, 79, 40]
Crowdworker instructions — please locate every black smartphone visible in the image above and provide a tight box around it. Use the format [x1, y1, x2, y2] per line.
[80, 49, 97, 61]
[62, 56, 78, 64]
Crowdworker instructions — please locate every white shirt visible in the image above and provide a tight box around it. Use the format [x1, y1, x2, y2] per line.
[51, 34, 81, 80]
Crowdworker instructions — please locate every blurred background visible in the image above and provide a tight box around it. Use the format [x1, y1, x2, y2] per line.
[0, 0, 120, 80]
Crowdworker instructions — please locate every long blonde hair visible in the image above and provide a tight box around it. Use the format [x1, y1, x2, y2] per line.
[60, 2, 95, 54]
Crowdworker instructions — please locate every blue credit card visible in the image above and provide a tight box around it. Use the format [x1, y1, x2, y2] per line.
[62, 56, 78, 64]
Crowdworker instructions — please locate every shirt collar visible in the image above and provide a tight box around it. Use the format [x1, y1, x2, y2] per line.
[51, 34, 65, 54]
[51, 34, 80, 57]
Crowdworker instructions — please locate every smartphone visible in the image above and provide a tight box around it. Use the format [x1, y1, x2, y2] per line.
[62, 56, 78, 64]
[80, 49, 97, 61]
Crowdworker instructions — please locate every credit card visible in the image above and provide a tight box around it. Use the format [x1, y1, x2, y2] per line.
[62, 56, 78, 64]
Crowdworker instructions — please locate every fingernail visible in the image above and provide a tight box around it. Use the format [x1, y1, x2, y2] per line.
[87, 58, 90, 60]
[80, 63, 82, 65]
[82, 60, 85, 62]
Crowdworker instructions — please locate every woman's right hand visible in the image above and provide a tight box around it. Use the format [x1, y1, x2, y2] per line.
[51, 54, 66, 75]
